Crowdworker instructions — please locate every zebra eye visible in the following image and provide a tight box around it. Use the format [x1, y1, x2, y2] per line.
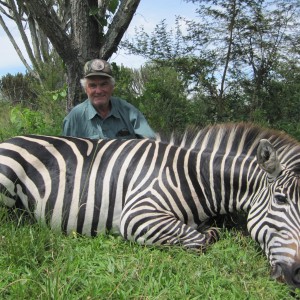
[274, 194, 288, 205]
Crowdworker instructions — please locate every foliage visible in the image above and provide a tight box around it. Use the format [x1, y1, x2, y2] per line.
[122, 0, 300, 131]
[136, 64, 189, 133]
[0, 101, 16, 141]
[32, 51, 66, 92]
[187, 93, 216, 126]
[0, 207, 296, 299]
[0, 53, 66, 108]
[111, 63, 141, 106]
[9, 106, 48, 134]
[0, 73, 38, 106]
[0, 86, 66, 141]
[111, 63, 202, 133]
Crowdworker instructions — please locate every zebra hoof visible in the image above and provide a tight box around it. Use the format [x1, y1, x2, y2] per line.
[205, 227, 220, 245]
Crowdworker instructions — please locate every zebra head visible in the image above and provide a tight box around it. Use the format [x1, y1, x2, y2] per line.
[247, 139, 300, 288]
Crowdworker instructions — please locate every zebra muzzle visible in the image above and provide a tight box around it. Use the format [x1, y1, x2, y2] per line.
[271, 263, 300, 289]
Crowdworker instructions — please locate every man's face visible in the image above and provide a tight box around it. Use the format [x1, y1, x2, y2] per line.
[86, 76, 114, 108]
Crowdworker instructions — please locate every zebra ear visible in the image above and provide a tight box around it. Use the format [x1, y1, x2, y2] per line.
[257, 139, 283, 178]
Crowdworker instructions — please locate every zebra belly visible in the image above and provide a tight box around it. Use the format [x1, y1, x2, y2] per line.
[31, 193, 124, 237]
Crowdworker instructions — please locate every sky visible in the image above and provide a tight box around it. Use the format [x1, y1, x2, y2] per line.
[0, 0, 196, 77]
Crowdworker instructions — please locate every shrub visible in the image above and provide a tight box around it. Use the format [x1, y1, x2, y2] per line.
[0, 73, 38, 106]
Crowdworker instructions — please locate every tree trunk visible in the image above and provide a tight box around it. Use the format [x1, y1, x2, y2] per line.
[71, 0, 101, 64]
[65, 61, 85, 111]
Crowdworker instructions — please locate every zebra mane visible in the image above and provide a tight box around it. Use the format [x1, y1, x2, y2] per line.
[155, 122, 300, 174]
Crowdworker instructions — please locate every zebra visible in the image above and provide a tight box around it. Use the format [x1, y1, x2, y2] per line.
[0, 123, 300, 288]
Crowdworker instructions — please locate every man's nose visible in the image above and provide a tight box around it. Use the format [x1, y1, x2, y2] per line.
[95, 85, 104, 92]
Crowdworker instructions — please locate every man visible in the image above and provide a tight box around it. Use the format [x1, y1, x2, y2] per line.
[63, 59, 155, 139]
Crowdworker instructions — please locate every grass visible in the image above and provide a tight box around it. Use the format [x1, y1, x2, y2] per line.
[0, 208, 297, 300]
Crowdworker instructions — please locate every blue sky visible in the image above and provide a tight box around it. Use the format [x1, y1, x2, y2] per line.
[0, 0, 196, 77]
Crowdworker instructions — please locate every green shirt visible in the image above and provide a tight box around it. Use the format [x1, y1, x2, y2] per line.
[63, 97, 155, 139]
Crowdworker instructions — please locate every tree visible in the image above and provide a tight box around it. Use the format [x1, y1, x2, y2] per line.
[137, 64, 189, 133]
[0, 72, 37, 105]
[122, 0, 300, 122]
[0, 0, 141, 110]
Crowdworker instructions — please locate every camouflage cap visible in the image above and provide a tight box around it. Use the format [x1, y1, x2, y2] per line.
[84, 59, 113, 78]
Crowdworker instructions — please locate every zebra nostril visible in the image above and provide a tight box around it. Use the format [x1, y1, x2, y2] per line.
[293, 267, 300, 285]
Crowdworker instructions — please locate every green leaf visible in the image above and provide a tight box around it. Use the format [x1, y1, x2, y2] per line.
[60, 90, 67, 97]
[108, 0, 119, 14]
[89, 7, 99, 16]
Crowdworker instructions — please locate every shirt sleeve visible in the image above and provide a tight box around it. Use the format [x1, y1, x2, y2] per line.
[62, 116, 73, 136]
[130, 108, 156, 139]
[62, 109, 80, 137]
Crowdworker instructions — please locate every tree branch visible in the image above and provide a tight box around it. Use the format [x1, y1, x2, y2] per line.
[23, 0, 76, 64]
[100, 0, 140, 59]
[8, 0, 42, 74]
[0, 0, 10, 9]
[0, 12, 36, 76]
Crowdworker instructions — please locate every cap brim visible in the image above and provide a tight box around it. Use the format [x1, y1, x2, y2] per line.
[84, 72, 113, 78]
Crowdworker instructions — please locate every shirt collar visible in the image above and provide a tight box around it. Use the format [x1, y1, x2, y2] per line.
[86, 97, 121, 120]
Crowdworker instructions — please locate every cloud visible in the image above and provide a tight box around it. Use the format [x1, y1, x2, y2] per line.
[111, 49, 147, 69]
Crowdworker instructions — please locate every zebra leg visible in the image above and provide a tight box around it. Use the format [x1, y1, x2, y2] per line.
[120, 206, 218, 251]
[0, 177, 18, 208]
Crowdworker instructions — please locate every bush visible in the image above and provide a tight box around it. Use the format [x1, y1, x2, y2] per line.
[0, 73, 38, 106]
[0, 87, 66, 141]
[137, 65, 189, 133]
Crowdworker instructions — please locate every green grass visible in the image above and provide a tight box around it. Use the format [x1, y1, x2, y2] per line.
[0, 100, 65, 141]
[0, 208, 297, 300]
